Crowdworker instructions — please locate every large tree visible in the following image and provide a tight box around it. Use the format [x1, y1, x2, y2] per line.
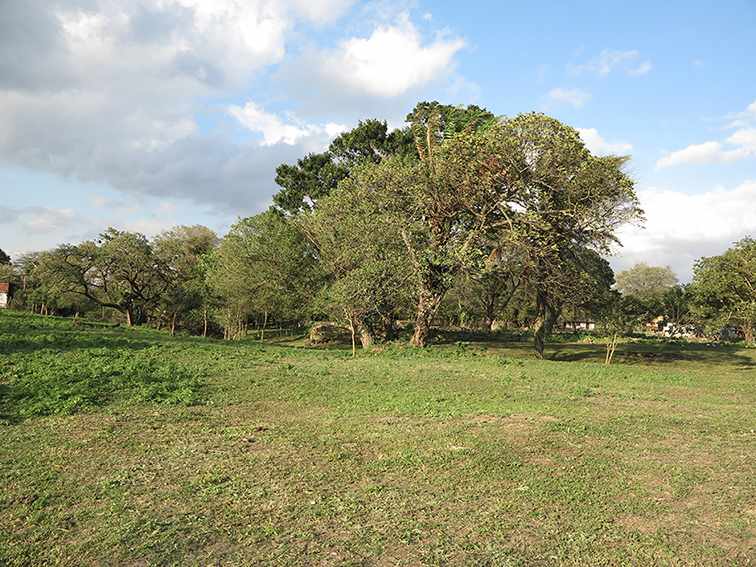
[272, 102, 495, 216]
[691, 237, 755, 344]
[378, 112, 640, 348]
[492, 114, 641, 357]
[273, 119, 413, 215]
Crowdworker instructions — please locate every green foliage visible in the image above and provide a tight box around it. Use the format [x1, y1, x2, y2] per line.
[210, 210, 323, 338]
[303, 162, 415, 344]
[0, 312, 203, 420]
[1, 349, 202, 417]
[691, 237, 756, 343]
[273, 118, 416, 215]
[0, 248, 10, 265]
[615, 263, 678, 301]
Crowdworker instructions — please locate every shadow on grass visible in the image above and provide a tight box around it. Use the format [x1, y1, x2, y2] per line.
[548, 342, 755, 367]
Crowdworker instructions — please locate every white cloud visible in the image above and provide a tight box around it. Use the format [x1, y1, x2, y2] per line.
[657, 100, 756, 167]
[577, 128, 632, 155]
[0, 0, 367, 214]
[316, 14, 465, 97]
[614, 181, 756, 279]
[627, 61, 653, 76]
[228, 101, 346, 147]
[656, 141, 749, 167]
[548, 87, 591, 108]
[727, 128, 756, 149]
[287, 0, 355, 24]
[571, 49, 653, 77]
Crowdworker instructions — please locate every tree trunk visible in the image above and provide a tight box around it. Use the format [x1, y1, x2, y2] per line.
[605, 333, 618, 365]
[743, 324, 754, 346]
[345, 309, 357, 357]
[125, 307, 133, 327]
[411, 288, 445, 347]
[533, 292, 559, 359]
[170, 312, 177, 336]
[260, 311, 268, 342]
[358, 320, 374, 349]
[202, 306, 208, 338]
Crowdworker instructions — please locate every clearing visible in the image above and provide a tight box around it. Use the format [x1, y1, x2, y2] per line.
[1, 310, 754, 565]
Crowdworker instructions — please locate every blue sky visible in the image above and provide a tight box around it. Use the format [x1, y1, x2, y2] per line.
[1, 0, 755, 279]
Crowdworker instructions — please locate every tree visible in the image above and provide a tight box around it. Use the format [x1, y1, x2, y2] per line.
[443, 250, 523, 332]
[660, 284, 695, 336]
[273, 119, 414, 215]
[210, 211, 322, 340]
[597, 292, 645, 365]
[152, 225, 218, 335]
[0, 248, 10, 265]
[272, 102, 493, 216]
[615, 263, 678, 300]
[492, 114, 641, 357]
[36, 229, 168, 326]
[302, 163, 414, 352]
[691, 237, 755, 344]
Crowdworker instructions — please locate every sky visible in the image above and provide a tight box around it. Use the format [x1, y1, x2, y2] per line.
[1, 0, 755, 281]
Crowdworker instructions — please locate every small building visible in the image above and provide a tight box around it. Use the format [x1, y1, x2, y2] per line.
[562, 320, 596, 331]
[0, 282, 12, 309]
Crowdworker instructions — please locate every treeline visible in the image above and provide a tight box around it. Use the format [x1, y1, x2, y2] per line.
[1, 101, 753, 353]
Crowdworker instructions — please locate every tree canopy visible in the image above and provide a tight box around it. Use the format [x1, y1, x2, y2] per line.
[691, 237, 755, 344]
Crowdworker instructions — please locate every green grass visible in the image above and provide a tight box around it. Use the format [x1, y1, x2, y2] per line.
[1, 310, 754, 565]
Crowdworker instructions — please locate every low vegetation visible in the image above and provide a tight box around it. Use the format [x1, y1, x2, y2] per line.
[1, 310, 754, 565]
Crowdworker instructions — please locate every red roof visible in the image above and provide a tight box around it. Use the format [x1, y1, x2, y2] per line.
[0, 282, 10, 293]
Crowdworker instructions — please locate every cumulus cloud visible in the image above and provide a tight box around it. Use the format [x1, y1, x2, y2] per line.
[228, 102, 346, 147]
[570, 49, 653, 77]
[613, 181, 756, 279]
[577, 128, 633, 155]
[656, 141, 749, 167]
[0, 0, 366, 215]
[0, 1, 471, 217]
[284, 14, 465, 102]
[656, 100, 756, 168]
[548, 87, 591, 108]
[288, 0, 356, 24]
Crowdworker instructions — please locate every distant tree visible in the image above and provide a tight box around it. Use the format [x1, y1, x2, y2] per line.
[36, 229, 168, 326]
[660, 284, 695, 336]
[0, 248, 10, 265]
[443, 249, 524, 332]
[210, 211, 322, 340]
[691, 237, 755, 344]
[615, 263, 678, 301]
[152, 225, 218, 335]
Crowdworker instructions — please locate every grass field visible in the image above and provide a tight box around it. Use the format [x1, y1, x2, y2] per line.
[1, 310, 754, 565]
